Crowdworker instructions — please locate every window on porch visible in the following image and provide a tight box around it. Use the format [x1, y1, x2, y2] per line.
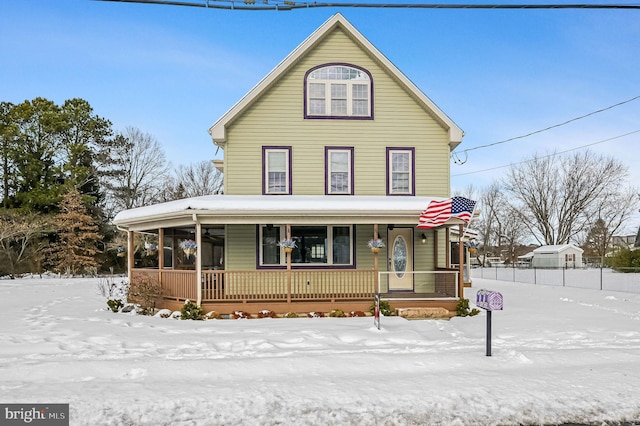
[259, 225, 353, 267]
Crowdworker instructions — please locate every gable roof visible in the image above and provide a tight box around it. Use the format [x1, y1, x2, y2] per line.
[208, 13, 464, 150]
[533, 244, 584, 254]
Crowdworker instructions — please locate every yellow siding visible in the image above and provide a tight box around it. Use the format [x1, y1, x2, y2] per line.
[226, 225, 256, 270]
[224, 27, 450, 197]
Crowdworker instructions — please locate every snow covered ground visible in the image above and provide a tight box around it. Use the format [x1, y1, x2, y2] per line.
[1, 276, 639, 426]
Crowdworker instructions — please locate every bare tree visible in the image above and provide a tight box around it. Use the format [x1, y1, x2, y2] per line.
[174, 161, 223, 198]
[107, 127, 170, 212]
[503, 149, 630, 246]
[0, 209, 48, 277]
[158, 161, 223, 202]
[579, 186, 639, 262]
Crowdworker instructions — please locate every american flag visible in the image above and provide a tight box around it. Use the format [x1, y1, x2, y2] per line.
[417, 196, 476, 229]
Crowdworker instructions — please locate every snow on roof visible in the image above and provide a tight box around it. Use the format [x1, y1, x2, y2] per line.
[533, 244, 584, 254]
[113, 195, 444, 228]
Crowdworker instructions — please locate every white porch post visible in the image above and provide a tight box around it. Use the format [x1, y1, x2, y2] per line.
[196, 221, 202, 306]
[286, 224, 291, 303]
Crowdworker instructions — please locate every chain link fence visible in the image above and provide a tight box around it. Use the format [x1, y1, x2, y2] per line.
[471, 266, 640, 294]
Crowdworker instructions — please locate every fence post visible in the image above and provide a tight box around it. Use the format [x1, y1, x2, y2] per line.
[600, 266, 603, 291]
[563, 266, 566, 287]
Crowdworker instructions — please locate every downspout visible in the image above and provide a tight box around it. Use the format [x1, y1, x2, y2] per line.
[127, 229, 134, 282]
[458, 224, 464, 299]
[193, 214, 202, 306]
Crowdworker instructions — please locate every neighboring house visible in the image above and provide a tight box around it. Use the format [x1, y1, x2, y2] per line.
[113, 13, 467, 314]
[516, 251, 534, 267]
[531, 244, 584, 268]
[612, 234, 637, 250]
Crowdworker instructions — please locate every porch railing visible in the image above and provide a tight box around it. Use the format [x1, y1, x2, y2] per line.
[130, 268, 457, 303]
[131, 268, 376, 303]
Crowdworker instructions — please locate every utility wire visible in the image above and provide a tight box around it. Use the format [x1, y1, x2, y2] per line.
[451, 129, 640, 177]
[93, 0, 640, 10]
[453, 95, 640, 158]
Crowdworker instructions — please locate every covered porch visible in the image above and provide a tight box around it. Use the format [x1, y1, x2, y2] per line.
[113, 195, 468, 314]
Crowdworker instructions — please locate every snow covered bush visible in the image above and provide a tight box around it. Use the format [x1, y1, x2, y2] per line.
[329, 309, 345, 317]
[307, 311, 324, 318]
[370, 300, 394, 316]
[283, 312, 299, 318]
[97, 277, 129, 312]
[181, 300, 204, 320]
[349, 310, 366, 317]
[107, 299, 124, 313]
[232, 310, 251, 319]
[456, 298, 480, 317]
[205, 311, 221, 320]
[258, 310, 277, 318]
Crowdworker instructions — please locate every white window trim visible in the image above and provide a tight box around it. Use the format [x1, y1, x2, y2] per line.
[388, 149, 414, 195]
[305, 65, 371, 118]
[264, 148, 290, 195]
[327, 148, 352, 195]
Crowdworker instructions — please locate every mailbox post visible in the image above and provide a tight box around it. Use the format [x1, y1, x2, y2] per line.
[475, 289, 503, 356]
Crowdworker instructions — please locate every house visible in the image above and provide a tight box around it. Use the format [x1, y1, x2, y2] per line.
[113, 13, 468, 315]
[531, 244, 584, 268]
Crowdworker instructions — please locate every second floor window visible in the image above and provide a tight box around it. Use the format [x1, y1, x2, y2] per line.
[326, 147, 353, 195]
[305, 64, 372, 119]
[387, 148, 414, 195]
[263, 146, 291, 195]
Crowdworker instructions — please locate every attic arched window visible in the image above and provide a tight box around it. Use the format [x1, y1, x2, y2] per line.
[304, 64, 373, 119]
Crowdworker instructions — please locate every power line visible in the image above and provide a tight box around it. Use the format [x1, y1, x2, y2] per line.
[92, 0, 640, 10]
[451, 129, 640, 177]
[452, 95, 640, 159]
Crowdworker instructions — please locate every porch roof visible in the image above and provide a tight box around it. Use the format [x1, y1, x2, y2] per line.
[113, 195, 465, 232]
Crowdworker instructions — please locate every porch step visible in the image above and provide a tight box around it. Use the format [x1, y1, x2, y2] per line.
[396, 307, 454, 319]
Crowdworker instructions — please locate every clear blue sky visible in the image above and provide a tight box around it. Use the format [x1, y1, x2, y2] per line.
[1, 1, 639, 230]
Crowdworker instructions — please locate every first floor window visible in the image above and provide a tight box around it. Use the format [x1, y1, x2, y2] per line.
[259, 225, 353, 266]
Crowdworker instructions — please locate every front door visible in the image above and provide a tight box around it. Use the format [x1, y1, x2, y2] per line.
[388, 228, 413, 291]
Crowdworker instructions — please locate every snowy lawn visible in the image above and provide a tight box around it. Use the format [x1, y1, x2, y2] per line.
[1, 276, 639, 425]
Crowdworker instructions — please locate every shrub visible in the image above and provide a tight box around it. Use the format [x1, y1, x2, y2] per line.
[611, 248, 640, 271]
[181, 299, 204, 320]
[329, 309, 345, 317]
[205, 311, 221, 320]
[456, 298, 480, 317]
[107, 299, 124, 313]
[283, 312, 299, 318]
[232, 310, 251, 319]
[307, 311, 324, 318]
[349, 310, 366, 317]
[370, 300, 394, 316]
[128, 274, 161, 315]
[258, 310, 277, 318]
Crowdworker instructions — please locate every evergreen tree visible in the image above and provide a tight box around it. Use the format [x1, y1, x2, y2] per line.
[46, 188, 102, 275]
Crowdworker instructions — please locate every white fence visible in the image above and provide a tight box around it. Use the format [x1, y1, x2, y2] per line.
[471, 267, 640, 294]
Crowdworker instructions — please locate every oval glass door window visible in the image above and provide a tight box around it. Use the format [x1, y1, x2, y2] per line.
[393, 236, 407, 278]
